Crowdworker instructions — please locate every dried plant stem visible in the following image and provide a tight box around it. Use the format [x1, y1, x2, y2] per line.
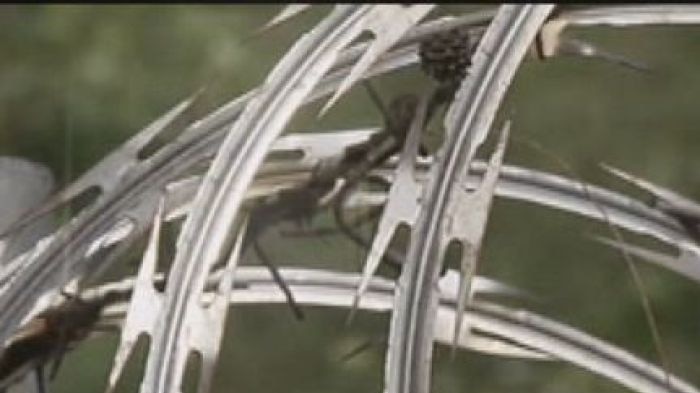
[514, 134, 673, 390]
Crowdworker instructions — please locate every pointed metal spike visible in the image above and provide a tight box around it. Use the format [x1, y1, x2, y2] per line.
[601, 163, 700, 222]
[438, 269, 535, 301]
[196, 219, 247, 393]
[452, 120, 511, 352]
[256, 5, 312, 35]
[106, 197, 166, 393]
[347, 91, 430, 324]
[347, 213, 401, 325]
[592, 235, 700, 284]
[600, 163, 671, 198]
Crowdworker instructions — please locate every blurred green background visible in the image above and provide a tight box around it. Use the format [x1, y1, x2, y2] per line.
[1, 4, 699, 393]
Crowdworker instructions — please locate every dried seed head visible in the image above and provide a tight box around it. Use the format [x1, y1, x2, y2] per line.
[419, 26, 474, 85]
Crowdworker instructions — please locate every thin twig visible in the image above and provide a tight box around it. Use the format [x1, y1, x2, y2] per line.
[514, 134, 673, 390]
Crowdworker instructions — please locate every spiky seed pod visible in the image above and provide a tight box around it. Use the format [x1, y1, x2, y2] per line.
[418, 26, 473, 86]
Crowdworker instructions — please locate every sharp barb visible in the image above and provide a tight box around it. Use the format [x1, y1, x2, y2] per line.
[591, 235, 700, 283]
[602, 163, 700, 222]
[348, 91, 430, 326]
[256, 4, 313, 35]
[347, 215, 399, 326]
[451, 121, 511, 353]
